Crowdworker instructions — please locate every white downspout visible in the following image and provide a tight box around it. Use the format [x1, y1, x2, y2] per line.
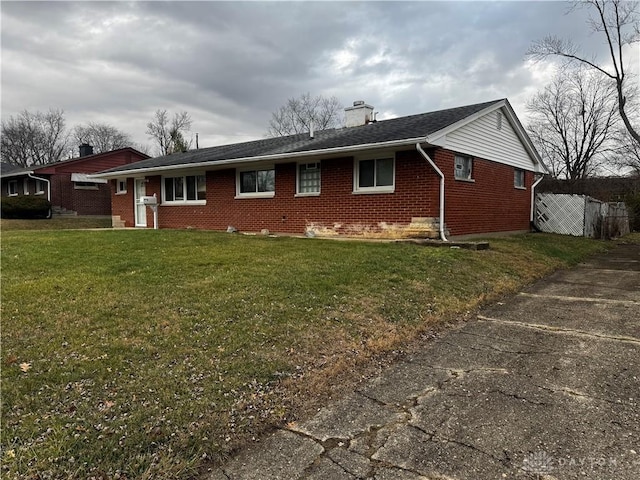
[416, 143, 448, 242]
[27, 173, 51, 202]
[530, 174, 544, 226]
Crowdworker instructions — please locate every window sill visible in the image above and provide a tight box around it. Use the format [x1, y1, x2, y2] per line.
[235, 192, 275, 199]
[514, 186, 527, 190]
[352, 188, 395, 195]
[161, 200, 206, 206]
[455, 178, 475, 183]
[295, 192, 320, 197]
[8, 193, 18, 197]
[35, 192, 45, 195]
[115, 191, 128, 195]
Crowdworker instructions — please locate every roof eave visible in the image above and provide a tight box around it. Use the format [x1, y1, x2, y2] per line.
[91, 136, 430, 179]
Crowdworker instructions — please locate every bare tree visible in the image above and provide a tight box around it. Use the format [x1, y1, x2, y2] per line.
[527, 0, 640, 146]
[146, 110, 192, 156]
[526, 69, 620, 179]
[73, 122, 132, 154]
[1, 109, 69, 167]
[267, 93, 343, 137]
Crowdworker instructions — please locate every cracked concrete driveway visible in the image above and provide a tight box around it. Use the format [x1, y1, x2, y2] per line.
[208, 244, 640, 480]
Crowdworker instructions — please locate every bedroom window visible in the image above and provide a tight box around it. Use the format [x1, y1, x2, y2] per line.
[237, 167, 275, 198]
[163, 174, 206, 203]
[454, 155, 473, 181]
[354, 157, 394, 193]
[514, 169, 526, 189]
[297, 162, 320, 195]
[35, 180, 46, 195]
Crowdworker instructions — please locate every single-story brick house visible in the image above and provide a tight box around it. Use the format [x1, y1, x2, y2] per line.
[93, 99, 547, 238]
[1, 145, 149, 216]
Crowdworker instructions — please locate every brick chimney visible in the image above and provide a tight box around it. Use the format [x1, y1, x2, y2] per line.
[79, 144, 94, 157]
[345, 100, 374, 127]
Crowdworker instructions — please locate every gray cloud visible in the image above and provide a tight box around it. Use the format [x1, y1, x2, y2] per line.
[1, 1, 635, 153]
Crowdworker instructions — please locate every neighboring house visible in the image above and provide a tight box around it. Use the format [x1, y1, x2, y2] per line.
[93, 99, 547, 238]
[1, 145, 149, 216]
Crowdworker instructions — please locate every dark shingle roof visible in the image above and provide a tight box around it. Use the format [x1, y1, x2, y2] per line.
[100, 99, 503, 175]
[0, 162, 32, 178]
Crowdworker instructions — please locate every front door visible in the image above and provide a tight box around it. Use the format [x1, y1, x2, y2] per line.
[134, 178, 147, 227]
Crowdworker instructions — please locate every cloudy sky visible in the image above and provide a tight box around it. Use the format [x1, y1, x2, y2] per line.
[1, 1, 637, 155]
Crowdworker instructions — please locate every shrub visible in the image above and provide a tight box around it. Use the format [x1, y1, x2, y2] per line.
[624, 193, 640, 232]
[1, 196, 52, 219]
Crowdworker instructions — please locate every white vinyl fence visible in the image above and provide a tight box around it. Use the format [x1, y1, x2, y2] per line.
[535, 193, 630, 238]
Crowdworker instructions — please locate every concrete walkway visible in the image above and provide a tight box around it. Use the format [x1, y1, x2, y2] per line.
[208, 244, 640, 480]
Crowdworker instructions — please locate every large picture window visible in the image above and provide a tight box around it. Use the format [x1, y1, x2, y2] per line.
[237, 168, 275, 197]
[297, 162, 320, 195]
[354, 157, 394, 193]
[163, 174, 206, 203]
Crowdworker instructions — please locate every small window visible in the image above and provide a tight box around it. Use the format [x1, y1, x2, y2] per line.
[297, 162, 320, 195]
[237, 168, 275, 197]
[163, 174, 206, 203]
[355, 157, 394, 193]
[23, 179, 29, 195]
[116, 179, 127, 194]
[454, 155, 473, 181]
[35, 180, 45, 195]
[8, 180, 18, 196]
[514, 169, 526, 188]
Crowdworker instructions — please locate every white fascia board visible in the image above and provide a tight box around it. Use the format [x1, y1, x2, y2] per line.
[1, 169, 35, 179]
[91, 136, 428, 179]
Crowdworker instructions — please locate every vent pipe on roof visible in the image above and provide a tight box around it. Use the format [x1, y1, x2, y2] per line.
[196, 133, 199, 150]
[309, 120, 314, 139]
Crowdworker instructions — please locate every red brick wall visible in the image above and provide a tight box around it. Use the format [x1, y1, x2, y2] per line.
[433, 150, 533, 235]
[111, 148, 533, 236]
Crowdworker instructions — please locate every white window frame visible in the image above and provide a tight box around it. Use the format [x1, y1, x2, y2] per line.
[23, 178, 29, 195]
[235, 166, 275, 199]
[353, 155, 395, 194]
[296, 162, 321, 196]
[7, 180, 18, 196]
[162, 173, 207, 205]
[35, 179, 45, 195]
[514, 169, 526, 189]
[116, 179, 127, 195]
[454, 155, 474, 182]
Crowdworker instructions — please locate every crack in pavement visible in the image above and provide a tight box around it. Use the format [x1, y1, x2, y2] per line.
[534, 383, 635, 406]
[477, 315, 640, 345]
[518, 292, 639, 305]
[490, 389, 549, 406]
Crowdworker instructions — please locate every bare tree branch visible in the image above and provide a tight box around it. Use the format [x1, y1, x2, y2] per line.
[526, 68, 620, 179]
[526, 0, 640, 145]
[267, 93, 343, 137]
[146, 110, 192, 155]
[1, 109, 69, 167]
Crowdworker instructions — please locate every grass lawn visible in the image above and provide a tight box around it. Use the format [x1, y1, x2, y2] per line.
[1, 229, 616, 479]
[1, 216, 113, 231]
